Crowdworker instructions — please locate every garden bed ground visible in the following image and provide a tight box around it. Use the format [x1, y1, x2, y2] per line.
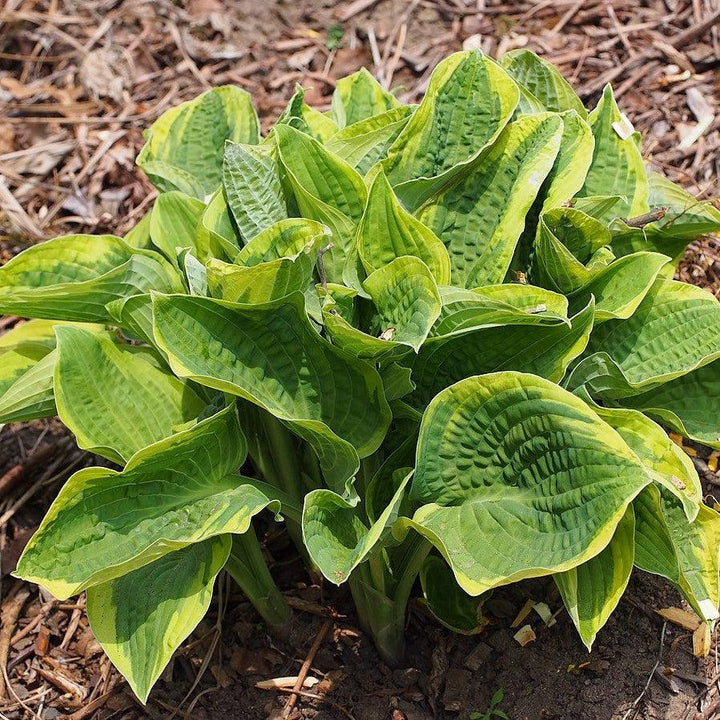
[1, 1, 720, 718]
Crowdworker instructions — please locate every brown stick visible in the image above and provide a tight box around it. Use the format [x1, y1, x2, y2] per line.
[0, 588, 30, 698]
[282, 619, 333, 719]
[670, 8, 720, 48]
[0, 437, 72, 499]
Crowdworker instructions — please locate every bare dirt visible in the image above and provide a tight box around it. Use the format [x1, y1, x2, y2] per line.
[1, 1, 720, 718]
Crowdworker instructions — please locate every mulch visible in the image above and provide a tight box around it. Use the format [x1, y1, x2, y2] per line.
[1, 1, 720, 718]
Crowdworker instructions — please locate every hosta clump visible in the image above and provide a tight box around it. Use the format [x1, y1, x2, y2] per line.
[3, 50, 720, 700]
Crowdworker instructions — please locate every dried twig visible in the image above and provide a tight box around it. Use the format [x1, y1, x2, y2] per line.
[282, 618, 334, 718]
[0, 587, 31, 698]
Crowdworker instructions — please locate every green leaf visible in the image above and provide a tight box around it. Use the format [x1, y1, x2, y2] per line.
[235, 218, 329, 266]
[621, 359, 720, 449]
[0, 235, 182, 322]
[0, 350, 57, 423]
[152, 292, 391, 489]
[538, 110, 594, 211]
[363, 257, 442, 352]
[471, 284, 569, 316]
[222, 142, 287, 242]
[571, 252, 669, 322]
[554, 507, 634, 649]
[206, 254, 315, 304]
[149, 191, 205, 263]
[531, 208, 613, 294]
[195, 187, 242, 262]
[325, 106, 415, 175]
[137, 86, 259, 197]
[633, 485, 680, 583]
[409, 300, 594, 408]
[303, 471, 411, 584]
[418, 113, 563, 287]
[275, 124, 366, 281]
[635, 487, 720, 623]
[587, 278, 720, 388]
[275, 124, 366, 222]
[500, 50, 586, 117]
[610, 171, 720, 260]
[404, 372, 649, 596]
[207, 216, 329, 303]
[123, 211, 153, 250]
[356, 172, 451, 284]
[576, 388, 700, 519]
[276, 85, 338, 142]
[578, 85, 649, 221]
[380, 50, 519, 209]
[420, 554, 487, 634]
[665, 499, 720, 622]
[320, 287, 409, 362]
[54, 327, 206, 463]
[87, 536, 230, 703]
[330, 67, 401, 128]
[0, 322, 56, 396]
[14, 406, 277, 600]
[431, 286, 567, 339]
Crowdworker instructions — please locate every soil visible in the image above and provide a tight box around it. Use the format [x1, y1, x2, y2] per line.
[2, 0, 720, 718]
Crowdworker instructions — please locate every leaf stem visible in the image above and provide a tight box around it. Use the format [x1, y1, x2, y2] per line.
[225, 527, 292, 628]
[348, 536, 431, 666]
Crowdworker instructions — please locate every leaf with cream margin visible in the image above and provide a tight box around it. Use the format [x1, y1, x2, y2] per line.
[500, 50, 587, 117]
[149, 191, 205, 263]
[152, 292, 391, 490]
[356, 172, 451, 284]
[611, 171, 720, 260]
[320, 287, 410, 363]
[330, 67, 401, 128]
[276, 84, 338, 143]
[54, 326, 206, 463]
[302, 472, 411, 585]
[0, 351, 57, 423]
[634, 486, 720, 624]
[471, 284, 569, 316]
[577, 84, 649, 221]
[275, 124, 366, 222]
[275, 124, 366, 281]
[554, 507, 634, 649]
[430, 286, 567, 339]
[575, 387, 701, 520]
[621, 359, 720, 449]
[222, 142, 287, 242]
[409, 300, 594, 408]
[14, 406, 280, 600]
[325, 106, 415, 175]
[137, 85, 259, 197]
[205, 219, 327, 303]
[417, 113, 563, 287]
[587, 278, 720, 388]
[0, 235, 183, 323]
[538, 110, 594, 212]
[400, 372, 649, 596]
[87, 536, 230, 703]
[379, 50, 519, 210]
[195, 188, 242, 262]
[363, 257, 442, 352]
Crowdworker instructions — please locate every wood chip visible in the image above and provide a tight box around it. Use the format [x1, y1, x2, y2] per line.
[513, 624, 536, 647]
[255, 676, 320, 690]
[511, 599, 536, 628]
[656, 607, 702, 631]
[692, 622, 712, 657]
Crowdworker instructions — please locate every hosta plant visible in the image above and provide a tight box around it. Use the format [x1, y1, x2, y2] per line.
[3, 49, 720, 702]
